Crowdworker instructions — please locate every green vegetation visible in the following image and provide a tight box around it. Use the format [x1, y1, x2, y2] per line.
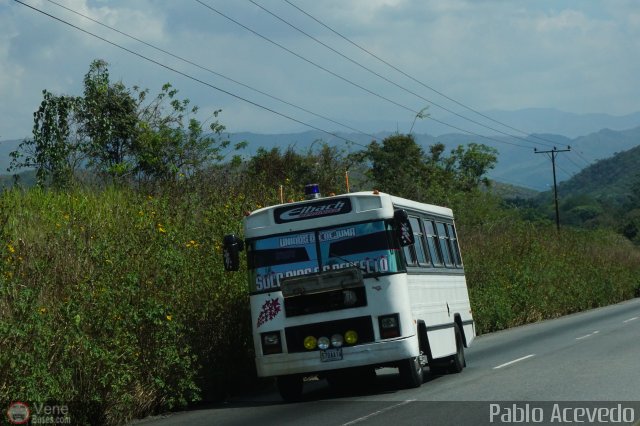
[2, 60, 639, 424]
[511, 143, 640, 244]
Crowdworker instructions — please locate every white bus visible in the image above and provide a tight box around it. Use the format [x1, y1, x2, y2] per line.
[223, 186, 475, 401]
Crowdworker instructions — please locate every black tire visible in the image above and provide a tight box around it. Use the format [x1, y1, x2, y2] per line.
[429, 324, 466, 375]
[277, 375, 303, 402]
[448, 324, 465, 374]
[399, 356, 423, 388]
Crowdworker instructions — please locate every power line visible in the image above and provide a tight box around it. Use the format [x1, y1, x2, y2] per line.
[535, 146, 571, 231]
[193, 0, 420, 116]
[249, 0, 553, 151]
[42, 0, 380, 143]
[282, 0, 566, 150]
[573, 150, 593, 166]
[13, 0, 369, 150]
[194, 0, 539, 152]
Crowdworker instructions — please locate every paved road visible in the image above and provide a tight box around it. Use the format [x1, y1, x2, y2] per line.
[135, 298, 640, 426]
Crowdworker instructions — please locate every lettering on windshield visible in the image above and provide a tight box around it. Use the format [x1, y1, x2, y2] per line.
[254, 255, 391, 291]
[249, 220, 403, 293]
[319, 227, 356, 242]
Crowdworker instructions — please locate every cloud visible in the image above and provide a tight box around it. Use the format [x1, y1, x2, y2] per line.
[1, 0, 638, 140]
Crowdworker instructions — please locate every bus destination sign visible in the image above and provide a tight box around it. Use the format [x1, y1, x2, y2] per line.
[274, 198, 352, 224]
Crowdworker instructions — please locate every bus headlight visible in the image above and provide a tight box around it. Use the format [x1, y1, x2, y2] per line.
[303, 335, 317, 350]
[331, 334, 344, 348]
[344, 330, 358, 345]
[318, 336, 330, 350]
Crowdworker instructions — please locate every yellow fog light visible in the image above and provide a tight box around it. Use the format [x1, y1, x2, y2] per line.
[344, 330, 358, 345]
[303, 335, 317, 350]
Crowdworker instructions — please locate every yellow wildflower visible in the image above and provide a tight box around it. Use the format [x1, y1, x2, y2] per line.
[39, 307, 47, 314]
[7, 244, 15, 254]
[157, 223, 166, 233]
[166, 315, 172, 321]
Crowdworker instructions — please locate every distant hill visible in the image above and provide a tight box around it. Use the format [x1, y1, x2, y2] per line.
[0, 169, 36, 188]
[228, 126, 640, 191]
[470, 109, 640, 139]
[526, 142, 640, 235]
[350, 108, 640, 139]
[0, 139, 22, 173]
[3, 125, 640, 192]
[557, 143, 640, 206]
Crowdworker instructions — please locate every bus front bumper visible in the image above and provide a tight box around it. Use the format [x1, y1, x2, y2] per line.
[255, 334, 419, 378]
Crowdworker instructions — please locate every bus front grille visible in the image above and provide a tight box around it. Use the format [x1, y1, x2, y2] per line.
[284, 316, 374, 353]
[284, 286, 367, 317]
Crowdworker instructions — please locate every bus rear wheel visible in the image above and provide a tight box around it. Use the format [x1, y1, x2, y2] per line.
[277, 375, 303, 402]
[448, 324, 466, 373]
[429, 324, 465, 375]
[399, 356, 423, 388]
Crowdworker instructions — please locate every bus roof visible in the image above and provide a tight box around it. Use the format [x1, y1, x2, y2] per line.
[243, 191, 454, 239]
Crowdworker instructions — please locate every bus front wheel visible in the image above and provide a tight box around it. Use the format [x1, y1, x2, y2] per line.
[277, 375, 303, 402]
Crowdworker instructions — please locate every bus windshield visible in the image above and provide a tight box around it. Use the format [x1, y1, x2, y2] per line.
[247, 220, 404, 293]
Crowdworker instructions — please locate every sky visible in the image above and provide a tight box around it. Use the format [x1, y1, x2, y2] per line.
[1, 0, 639, 141]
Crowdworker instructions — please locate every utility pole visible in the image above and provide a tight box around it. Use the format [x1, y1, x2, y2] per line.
[534, 146, 571, 231]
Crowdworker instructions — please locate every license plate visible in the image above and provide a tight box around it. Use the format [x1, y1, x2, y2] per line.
[320, 348, 343, 362]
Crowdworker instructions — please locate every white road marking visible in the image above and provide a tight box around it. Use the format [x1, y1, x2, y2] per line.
[623, 317, 638, 324]
[493, 354, 535, 370]
[576, 330, 600, 340]
[342, 399, 416, 426]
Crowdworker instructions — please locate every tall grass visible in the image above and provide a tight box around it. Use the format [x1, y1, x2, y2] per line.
[461, 220, 640, 333]
[0, 186, 256, 424]
[1, 185, 639, 424]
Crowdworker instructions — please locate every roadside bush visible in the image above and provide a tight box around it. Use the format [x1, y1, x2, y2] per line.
[461, 219, 640, 334]
[0, 185, 254, 424]
[2, 181, 640, 424]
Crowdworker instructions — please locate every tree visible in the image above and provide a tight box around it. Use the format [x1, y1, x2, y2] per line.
[446, 143, 498, 191]
[9, 90, 83, 188]
[79, 59, 139, 179]
[244, 142, 354, 203]
[361, 134, 429, 199]
[354, 134, 498, 203]
[11, 59, 235, 187]
[133, 84, 241, 182]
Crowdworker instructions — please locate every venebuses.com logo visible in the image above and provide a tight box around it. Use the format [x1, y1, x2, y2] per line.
[6, 402, 30, 425]
[5, 401, 72, 425]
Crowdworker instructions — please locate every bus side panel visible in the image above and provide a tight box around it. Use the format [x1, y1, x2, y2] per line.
[426, 328, 456, 359]
[406, 272, 471, 358]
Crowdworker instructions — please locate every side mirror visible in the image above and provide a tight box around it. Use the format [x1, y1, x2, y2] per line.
[223, 234, 244, 271]
[394, 209, 414, 247]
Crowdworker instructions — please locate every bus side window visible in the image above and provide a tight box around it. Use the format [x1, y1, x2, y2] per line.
[424, 219, 443, 267]
[447, 223, 463, 267]
[402, 243, 417, 266]
[436, 222, 454, 268]
[409, 217, 429, 266]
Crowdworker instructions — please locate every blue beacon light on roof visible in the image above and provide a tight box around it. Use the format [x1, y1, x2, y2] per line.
[304, 184, 321, 200]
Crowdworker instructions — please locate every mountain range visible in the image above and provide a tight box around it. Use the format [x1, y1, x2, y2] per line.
[2, 109, 639, 191]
